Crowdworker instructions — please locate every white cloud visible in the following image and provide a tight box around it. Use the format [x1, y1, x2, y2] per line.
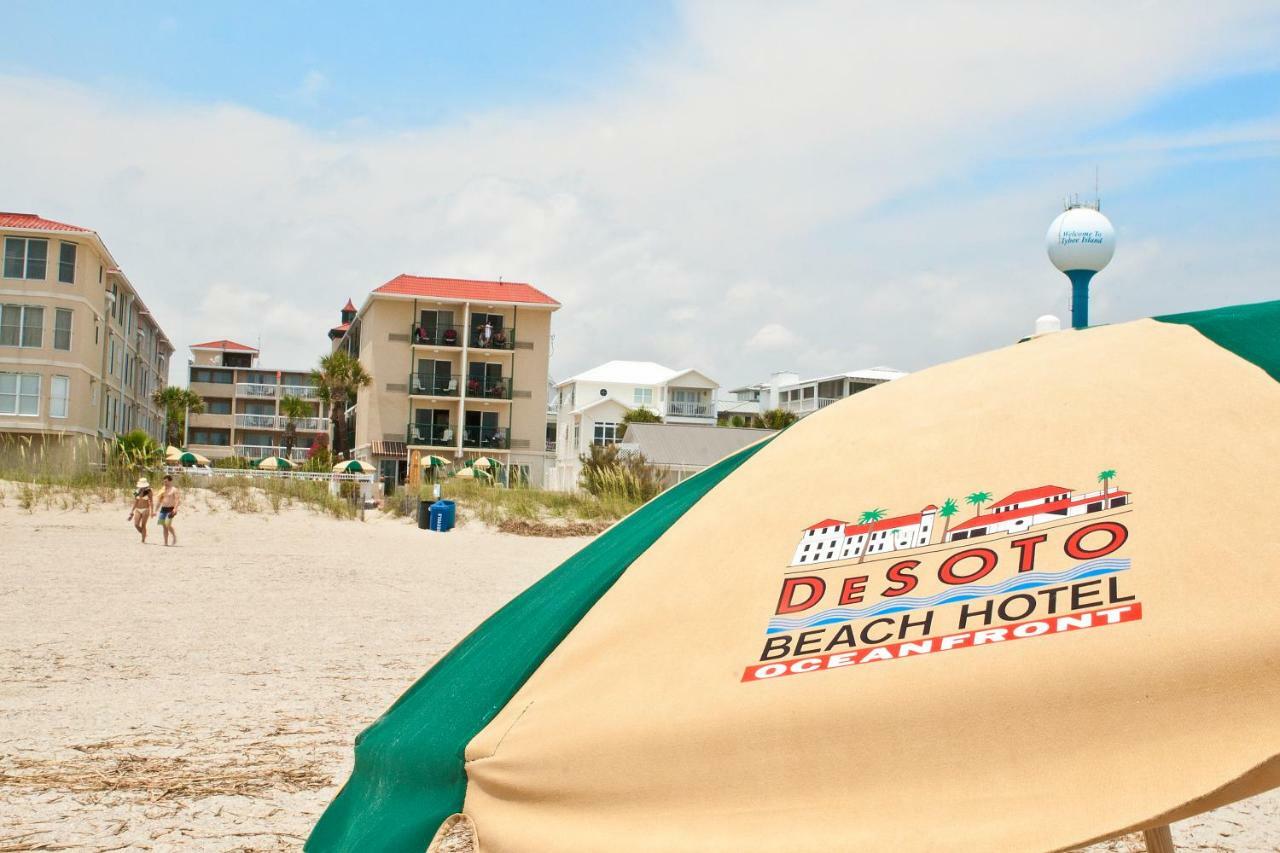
[1, 1, 1277, 388]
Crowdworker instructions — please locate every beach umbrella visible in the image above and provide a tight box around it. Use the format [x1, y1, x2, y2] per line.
[333, 459, 375, 474]
[419, 454, 451, 468]
[164, 445, 183, 462]
[453, 466, 488, 480]
[469, 456, 501, 470]
[174, 451, 209, 466]
[256, 455, 295, 470]
[308, 300, 1280, 853]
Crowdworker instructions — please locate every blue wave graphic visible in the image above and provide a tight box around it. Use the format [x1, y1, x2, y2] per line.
[766, 558, 1130, 634]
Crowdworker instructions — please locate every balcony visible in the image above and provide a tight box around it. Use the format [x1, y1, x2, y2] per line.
[406, 422, 455, 446]
[233, 444, 309, 461]
[234, 414, 329, 431]
[281, 384, 320, 400]
[236, 383, 278, 399]
[463, 425, 509, 450]
[781, 396, 839, 415]
[465, 376, 512, 400]
[409, 373, 461, 396]
[666, 400, 715, 419]
[469, 326, 515, 351]
[410, 324, 465, 347]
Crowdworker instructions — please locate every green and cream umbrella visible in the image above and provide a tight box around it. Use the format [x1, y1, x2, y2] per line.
[419, 455, 451, 469]
[172, 450, 209, 466]
[256, 455, 295, 470]
[333, 459, 375, 474]
[453, 466, 488, 480]
[164, 445, 184, 463]
[309, 300, 1280, 853]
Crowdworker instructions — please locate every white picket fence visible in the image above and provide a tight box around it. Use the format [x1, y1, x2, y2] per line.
[162, 465, 377, 501]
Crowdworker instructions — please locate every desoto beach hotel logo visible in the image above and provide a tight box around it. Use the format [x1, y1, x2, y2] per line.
[741, 469, 1139, 682]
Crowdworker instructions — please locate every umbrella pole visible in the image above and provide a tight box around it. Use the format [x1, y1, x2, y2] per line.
[1142, 825, 1174, 852]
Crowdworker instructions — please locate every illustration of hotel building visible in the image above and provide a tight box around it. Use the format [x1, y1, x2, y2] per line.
[185, 340, 326, 460]
[331, 274, 558, 488]
[791, 506, 938, 566]
[1, 212, 173, 448]
[945, 484, 1130, 541]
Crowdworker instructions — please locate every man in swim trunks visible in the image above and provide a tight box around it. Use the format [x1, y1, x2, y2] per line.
[130, 477, 154, 544]
[157, 474, 181, 547]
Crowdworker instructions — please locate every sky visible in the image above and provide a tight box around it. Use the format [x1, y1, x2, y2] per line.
[2, 1, 1278, 388]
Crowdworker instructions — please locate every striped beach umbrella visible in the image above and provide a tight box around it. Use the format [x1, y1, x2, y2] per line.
[256, 455, 295, 470]
[308, 300, 1280, 853]
[419, 454, 451, 468]
[453, 466, 488, 480]
[333, 459, 375, 474]
[164, 445, 183, 462]
[174, 450, 209, 466]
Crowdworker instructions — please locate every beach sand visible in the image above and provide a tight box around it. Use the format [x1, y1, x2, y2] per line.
[1, 487, 1275, 851]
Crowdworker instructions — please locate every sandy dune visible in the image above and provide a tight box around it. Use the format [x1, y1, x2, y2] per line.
[0, 487, 1274, 851]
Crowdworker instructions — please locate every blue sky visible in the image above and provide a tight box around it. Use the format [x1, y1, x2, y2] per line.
[1, 2, 1277, 382]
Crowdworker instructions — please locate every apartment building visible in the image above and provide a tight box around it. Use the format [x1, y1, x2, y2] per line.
[724, 366, 907, 421]
[548, 360, 719, 491]
[332, 274, 559, 489]
[185, 340, 326, 461]
[0, 212, 172, 449]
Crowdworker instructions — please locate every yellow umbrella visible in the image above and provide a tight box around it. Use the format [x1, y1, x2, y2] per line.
[310, 299, 1280, 853]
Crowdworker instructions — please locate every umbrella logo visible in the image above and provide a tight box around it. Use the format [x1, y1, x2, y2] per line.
[744, 469, 1141, 683]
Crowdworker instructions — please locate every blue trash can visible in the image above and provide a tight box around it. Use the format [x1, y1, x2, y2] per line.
[429, 500, 456, 532]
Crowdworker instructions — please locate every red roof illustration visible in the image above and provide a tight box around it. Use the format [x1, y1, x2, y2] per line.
[950, 490, 1131, 534]
[844, 507, 933, 537]
[373, 274, 559, 306]
[804, 518, 848, 532]
[191, 339, 258, 352]
[0, 212, 93, 233]
[989, 485, 1072, 510]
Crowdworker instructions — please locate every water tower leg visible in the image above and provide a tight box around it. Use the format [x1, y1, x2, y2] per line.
[1067, 269, 1095, 330]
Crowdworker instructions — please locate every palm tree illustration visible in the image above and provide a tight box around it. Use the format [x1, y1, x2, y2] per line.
[938, 498, 960, 540]
[965, 490, 993, 518]
[1097, 469, 1117, 495]
[856, 508, 887, 563]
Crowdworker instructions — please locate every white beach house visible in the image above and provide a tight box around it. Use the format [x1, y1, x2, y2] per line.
[791, 506, 938, 567]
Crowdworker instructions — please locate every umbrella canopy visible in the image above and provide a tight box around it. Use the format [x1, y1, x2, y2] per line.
[419, 455, 451, 468]
[256, 455, 295, 470]
[164, 445, 183, 462]
[174, 451, 209, 466]
[453, 466, 488, 480]
[309, 300, 1280, 853]
[333, 459, 375, 474]
[468, 456, 501, 470]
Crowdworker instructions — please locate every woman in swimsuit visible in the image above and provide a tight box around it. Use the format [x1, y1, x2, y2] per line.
[130, 478, 154, 544]
[157, 474, 181, 547]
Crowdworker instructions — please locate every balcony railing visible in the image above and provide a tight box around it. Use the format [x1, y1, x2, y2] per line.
[465, 376, 512, 400]
[406, 423, 455, 446]
[233, 444, 309, 461]
[666, 400, 715, 418]
[236, 383, 278, 398]
[410, 324, 465, 347]
[463, 426, 509, 449]
[781, 396, 839, 414]
[469, 326, 515, 350]
[281, 384, 320, 400]
[234, 414, 329, 431]
[409, 373, 461, 396]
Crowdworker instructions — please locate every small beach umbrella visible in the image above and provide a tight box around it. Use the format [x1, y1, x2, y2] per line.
[174, 450, 209, 466]
[469, 456, 502, 470]
[256, 455, 295, 470]
[453, 466, 488, 480]
[164, 445, 183, 462]
[332, 459, 375, 474]
[309, 299, 1280, 853]
[419, 454, 451, 469]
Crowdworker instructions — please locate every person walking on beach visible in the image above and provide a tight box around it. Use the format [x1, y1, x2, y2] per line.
[157, 474, 181, 547]
[129, 478, 154, 544]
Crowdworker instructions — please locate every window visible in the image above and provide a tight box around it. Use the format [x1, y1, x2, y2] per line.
[191, 428, 230, 446]
[3, 237, 48, 279]
[206, 398, 232, 415]
[593, 421, 620, 445]
[0, 373, 40, 416]
[50, 376, 69, 418]
[1, 305, 43, 348]
[108, 337, 117, 375]
[58, 243, 76, 284]
[54, 309, 72, 350]
[633, 387, 653, 406]
[190, 367, 233, 384]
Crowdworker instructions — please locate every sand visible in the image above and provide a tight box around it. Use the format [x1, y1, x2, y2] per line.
[1, 486, 1275, 851]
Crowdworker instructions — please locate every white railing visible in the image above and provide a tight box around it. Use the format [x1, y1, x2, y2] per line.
[666, 401, 715, 418]
[233, 444, 310, 461]
[781, 396, 840, 414]
[281, 385, 320, 400]
[236, 383, 278, 398]
[163, 465, 372, 484]
[234, 414, 329, 431]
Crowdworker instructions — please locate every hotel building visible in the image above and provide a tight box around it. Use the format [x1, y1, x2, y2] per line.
[332, 275, 559, 489]
[1, 212, 172, 448]
[185, 340, 326, 461]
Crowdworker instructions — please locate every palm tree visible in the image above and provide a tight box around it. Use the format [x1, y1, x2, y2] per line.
[311, 350, 371, 459]
[938, 497, 960, 540]
[965, 490, 992, 517]
[279, 394, 312, 459]
[760, 408, 799, 430]
[1097, 469, 1117, 495]
[856, 508, 887, 563]
[151, 386, 205, 448]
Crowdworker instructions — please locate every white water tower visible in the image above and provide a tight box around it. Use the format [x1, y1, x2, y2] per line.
[1046, 199, 1115, 329]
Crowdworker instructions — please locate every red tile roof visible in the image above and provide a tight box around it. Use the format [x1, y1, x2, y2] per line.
[990, 485, 1071, 509]
[844, 507, 932, 538]
[804, 518, 848, 531]
[191, 339, 258, 352]
[373, 274, 559, 306]
[342, 298, 356, 312]
[0, 212, 93, 233]
[950, 490, 1131, 534]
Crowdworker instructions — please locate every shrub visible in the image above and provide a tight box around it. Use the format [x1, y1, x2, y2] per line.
[578, 444, 665, 503]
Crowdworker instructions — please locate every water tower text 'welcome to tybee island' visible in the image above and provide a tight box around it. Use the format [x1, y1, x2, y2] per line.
[1046, 198, 1115, 329]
